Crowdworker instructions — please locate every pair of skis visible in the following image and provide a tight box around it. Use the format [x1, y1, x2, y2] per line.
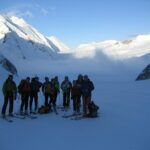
[62, 113, 86, 120]
[1, 113, 38, 123]
[1, 116, 13, 123]
[14, 113, 37, 119]
[57, 105, 70, 112]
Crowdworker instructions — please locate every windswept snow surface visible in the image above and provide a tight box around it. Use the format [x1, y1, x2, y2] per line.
[0, 74, 150, 150]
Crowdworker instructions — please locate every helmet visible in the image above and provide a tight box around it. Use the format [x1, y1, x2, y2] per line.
[8, 74, 13, 79]
[26, 77, 30, 81]
[84, 75, 88, 79]
[65, 76, 68, 81]
[45, 77, 49, 81]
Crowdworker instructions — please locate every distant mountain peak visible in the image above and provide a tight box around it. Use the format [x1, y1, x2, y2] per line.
[48, 36, 71, 53]
[0, 15, 71, 62]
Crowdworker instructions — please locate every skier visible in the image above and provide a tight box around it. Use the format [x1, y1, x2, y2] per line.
[30, 77, 42, 114]
[71, 80, 82, 114]
[1, 75, 17, 117]
[51, 77, 60, 111]
[53, 76, 60, 102]
[81, 75, 94, 116]
[18, 77, 31, 115]
[61, 76, 72, 109]
[76, 74, 84, 86]
[76, 74, 84, 107]
[42, 77, 54, 107]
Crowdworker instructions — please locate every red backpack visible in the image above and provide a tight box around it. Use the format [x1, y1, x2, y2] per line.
[20, 80, 31, 93]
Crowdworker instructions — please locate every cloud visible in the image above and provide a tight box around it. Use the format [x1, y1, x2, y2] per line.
[0, 4, 34, 18]
[23, 10, 33, 17]
[2, 10, 34, 18]
[0, 3, 55, 18]
[41, 8, 49, 16]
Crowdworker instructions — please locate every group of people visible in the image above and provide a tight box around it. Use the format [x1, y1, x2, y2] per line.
[1, 74, 99, 118]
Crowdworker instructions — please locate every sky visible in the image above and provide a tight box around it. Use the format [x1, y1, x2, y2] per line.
[0, 0, 150, 48]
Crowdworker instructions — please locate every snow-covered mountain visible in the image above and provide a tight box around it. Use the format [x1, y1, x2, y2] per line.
[0, 15, 73, 74]
[48, 36, 71, 53]
[0, 15, 70, 63]
[0, 15, 150, 150]
[0, 14, 150, 76]
[74, 35, 150, 59]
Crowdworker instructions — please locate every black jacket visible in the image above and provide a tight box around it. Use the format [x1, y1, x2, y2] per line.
[81, 79, 94, 97]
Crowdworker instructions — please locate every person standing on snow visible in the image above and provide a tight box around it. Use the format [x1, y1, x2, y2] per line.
[42, 77, 54, 107]
[53, 76, 60, 102]
[50, 77, 60, 111]
[1, 75, 17, 117]
[81, 75, 94, 116]
[71, 80, 82, 114]
[61, 76, 72, 109]
[30, 77, 42, 114]
[18, 77, 31, 115]
[76, 74, 84, 107]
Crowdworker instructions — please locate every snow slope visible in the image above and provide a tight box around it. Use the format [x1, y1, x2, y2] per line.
[48, 36, 71, 53]
[0, 75, 150, 150]
[0, 15, 71, 63]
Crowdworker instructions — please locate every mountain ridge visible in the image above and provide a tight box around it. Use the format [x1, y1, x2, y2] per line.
[74, 34, 150, 59]
[0, 14, 150, 75]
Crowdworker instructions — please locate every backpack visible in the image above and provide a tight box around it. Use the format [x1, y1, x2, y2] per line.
[54, 80, 60, 92]
[18, 80, 30, 93]
[88, 101, 99, 118]
[38, 105, 52, 114]
[44, 82, 54, 94]
[5, 80, 14, 92]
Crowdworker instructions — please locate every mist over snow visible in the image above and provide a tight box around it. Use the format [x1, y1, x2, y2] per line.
[74, 35, 150, 59]
[0, 14, 149, 79]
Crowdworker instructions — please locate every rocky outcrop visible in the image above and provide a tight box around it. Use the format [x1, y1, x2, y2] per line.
[136, 64, 150, 80]
[0, 54, 17, 74]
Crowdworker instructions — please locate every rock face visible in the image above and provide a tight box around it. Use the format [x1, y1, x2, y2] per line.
[0, 55, 17, 75]
[136, 64, 150, 80]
